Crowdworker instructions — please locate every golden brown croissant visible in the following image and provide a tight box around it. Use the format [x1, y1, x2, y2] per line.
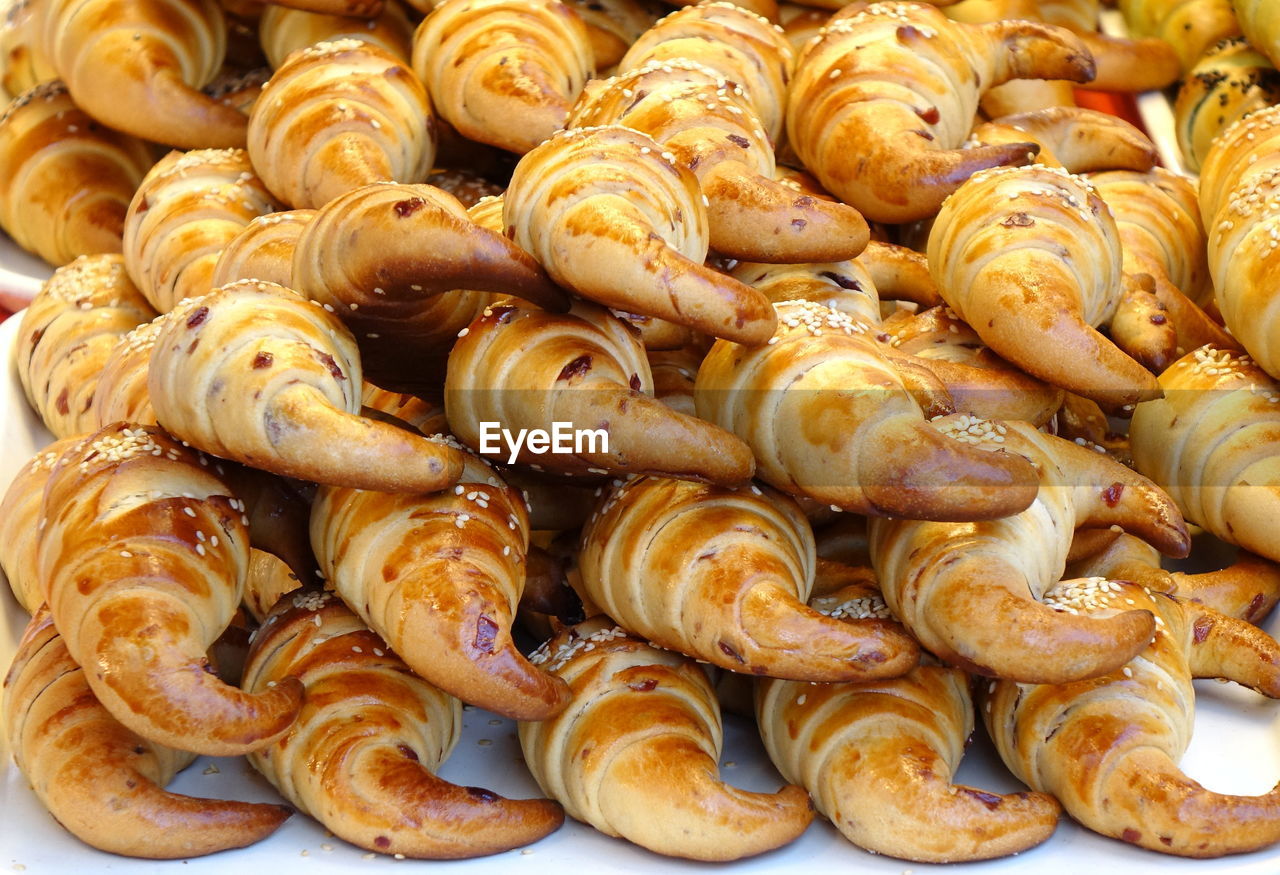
[695, 299, 1039, 519]
[148, 279, 464, 493]
[15, 254, 157, 439]
[757, 578, 1061, 863]
[37, 422, 304, 754]
[1118, 0, 1242, 70]
[787, 2, 1094, 223]
[122, 148, 280, 313]
[969, 106, 1157, 174]
[0, 437, 85, 613]
[1235, 0, 1280, 68]
[1039, 0, 1181, 91]
[209, 208, 315, 289]
[870, 417, 1190, 683]
[444, 298, 756, 485]
[1175, 37, 1280, 173]
[411, 0, 594, 154]
[248, 39, 434, 209]
[578, 475, 920, 681]
[561, 0, 663, 68]
[258, 2, 413, 68]
[263, 0, 384, 20]
[241, 546, 302, 622]
[0, 0, 56, 98]
[3, 608, 293, 858]
[984, 578, 1280, 857]
[310, 449, 571, 720]
[928, 164, 1159, 409]
[87, 319, 163, 429]
[728, 256, 884, 326]
[39, 0, 249, 147]
[243, 588, 566, 856]
[519, 617, 814, 860]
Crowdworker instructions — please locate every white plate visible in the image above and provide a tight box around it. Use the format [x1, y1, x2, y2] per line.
[0, 234, 52, 313]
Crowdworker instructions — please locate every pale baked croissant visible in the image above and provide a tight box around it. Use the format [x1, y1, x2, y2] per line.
[3, 608, 293, 858]
[968, 106, 1157, 174]
[411, 0, 594, 154]
[258, 2, 414, 69]
[16, 254, 157, 439]
[0, 437, 85, 613]
[984, 578, 1280, 857]
[928, 164, 1159, 409]
[787, 2, 1094, 223]
[310, 449, 571, 720]
[248, 39, 434, 209]
[148, 279, 464, 493]
[39, 0, 248, 147]
[37, 422, 304, 754]
[503, 125, 776, 344]
[1174, 37, 1280, 173]
[578, 475, 920, 680]
[519, 617, 814, 860]
[122, 148, 280, 313]
[209, 208, 315, 289]
[444, 298, 756, 485]
[1234, 0, 1280, 68]
[869, 417, 1190, 683]
[756, 577, 1062, 863]
[243, 588, 566, 856]
[1118, 0, 1242, 70]
[695, 299, 1039, 519]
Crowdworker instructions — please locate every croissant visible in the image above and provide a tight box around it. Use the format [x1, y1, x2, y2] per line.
[1234, 0, 1280, 68]
[728, 255, 884, 326]
[242, 588, 565, 856]
[578, 475, 920, 680]
[648, 345, 702, 416]
[503, 125, 776, 344]
[695, 299, 1038, 519]
[444, 298, 756, 485]
[519, 617, 814, 860]
[15, 254, 157, 439]
[87, 319, 163, 429]
[39, 0, 249, 147]
[870, 417, 1190, 683]
[756, 578, 1061, 863]
[928, 164, 1159, 409]
[148, 279, 464, 493]
[787, 2, 1094, 223]
[258, 2, 413, 68]
[263, 0, 384, 20]
[2, 608, 293, 857]
[561, 0, 662, 68]
[1117, 0, 1242, 70]
[310, 449, 571, 720]
[1174, 37, 1280, 173]
[122, 148, 280, 313]
[248, 39, 434, 210]
[0, 437, 86, 612]
[37, 422, 303, 754]
[984, 578, 1280, 857]
[411, 0, 593, 154]
[209, 208, 315, 289]
[425, 168, 504, 208]
[969, 106, 1157, 175]
[0, 0, 56, 98]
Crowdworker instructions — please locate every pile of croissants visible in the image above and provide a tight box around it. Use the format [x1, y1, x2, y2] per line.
[3, 0, 1280, 865]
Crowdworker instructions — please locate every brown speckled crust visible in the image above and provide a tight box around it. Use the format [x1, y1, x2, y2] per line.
[928, 164, 1160, 410]
[971, 107, 1158, 174]
[444, 299, 755, 485]
[1175, 38, 1280, 173]
[411, 0, 593, 154]
[787, 2, 1093, 224]
[870, 419, 1190, 684]
[579, 476, 920, 681]
[1234, 0, 1280, 69]
[2, 608, 293, 858]
[243, 589, 565, 856]
[148, 280, 464, 493]
[210, 208, 316, 289]
[37, 423, 304, 755]
[258, 3, 413, 69]
[757, 578, 1061, 863]
[248, 40, 435, 209]
[695, 299, 1039, 519]
[310, 452, 571, 720]
[984, 581, 1280, 857]
[40, 0, 248, 148]
[519, 617, 814, 860]
[16, 254, 157, 439]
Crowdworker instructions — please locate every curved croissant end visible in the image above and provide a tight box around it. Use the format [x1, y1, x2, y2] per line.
[857, 241, 942, 309]
[971, 107, 1158, 174]
[149, 281, 464, 494]
[1074, 30, 1181, 93]
[1109, 272, 1178, 373]
[1173, 553, 1280, 624]
[1185, 602, 1280, 696]
[3, 611, 293, 859]
[981, 19, 1096, 84]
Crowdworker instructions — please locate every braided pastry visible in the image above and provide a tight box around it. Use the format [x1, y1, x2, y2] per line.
[243, 588, 565, 856]
[695, 299, 1038, 519]
[787, 2, 1094, 224]
[149, 279, 464, 493]
[1175, 37, 1280, 173]
[310, 450, 571, 720]
[578, 475, 919, 681]
[928, 164, 1159, 408]
[122, 148, 280, 313]
[3, 609, 293, 857]
[258, 2, 413, 68]
[1117, 0, 1242, 70]
[519, 618, 814, 860]
[969, 107, 1157, 174]
[248, 39, 434, 209]
[210, 208, 315, 289]
[503, 125, 776, 344]
[39, 0, 248, 147]
[16, 254, 157, 439]
[984, 579, 1280, 857]
[411, 0, 593, 154]
[870, 418, 1190, 683]
[0, 0, 56, 98]
[757, 578, 1061, 863]
[37, 422, 304, 754]
[0, 437, 85, 613]
[1234, 0, 1280, 68]
[444, 299, 755, 485]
